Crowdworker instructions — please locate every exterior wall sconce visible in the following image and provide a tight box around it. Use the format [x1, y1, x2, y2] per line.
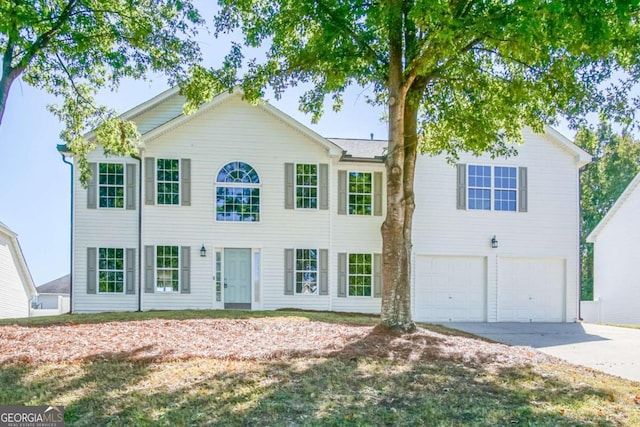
[491, 236, 498, 249]
[200, 245, 207, 257]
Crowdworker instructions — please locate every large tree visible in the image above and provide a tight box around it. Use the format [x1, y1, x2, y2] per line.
[187, 0, 640, 330]
[1, 0, 203, 181]
[575, 123, 640, 301]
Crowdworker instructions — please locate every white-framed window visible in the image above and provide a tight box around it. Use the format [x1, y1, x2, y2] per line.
[156, 245, 179, 292]
[98, 248, 124, 293]
[494, 166, 517, 211]
[216, 161, 261, 221]
[99, 163, 124, 208]
[348, 253, 372, 297]
[157, 159, 180, 205]
[295, 249, 318, 294]
[296, 164, 318, 209]
[348, 172, 372, 215]
[468, 165, 517, 212]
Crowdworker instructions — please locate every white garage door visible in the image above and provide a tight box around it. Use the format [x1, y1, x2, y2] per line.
[414, 256, 486, 322]
[498, 258, 565, 322]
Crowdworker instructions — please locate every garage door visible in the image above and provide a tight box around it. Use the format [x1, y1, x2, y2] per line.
[497, 258, 565, 322]
[414, 256, 486, 322]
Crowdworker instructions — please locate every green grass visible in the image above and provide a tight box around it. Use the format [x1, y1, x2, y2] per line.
[1, 310, 639, 426]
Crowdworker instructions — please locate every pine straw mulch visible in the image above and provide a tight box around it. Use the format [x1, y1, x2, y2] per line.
[0, 316, 562, 368]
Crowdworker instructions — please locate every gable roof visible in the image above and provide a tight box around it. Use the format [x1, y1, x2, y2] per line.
[543, 125, 593, 167]
[58, 86, 591, 164]
[140, 89, 345, 157]
[587, 171, 640, 243]
[37, 274, 70, 295]
[0, 222, 38, 299]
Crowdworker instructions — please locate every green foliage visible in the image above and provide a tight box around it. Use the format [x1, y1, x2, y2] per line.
[575, 123, 640, 300]
[186, 0, 640, 158]
[0, 0, 204, 184]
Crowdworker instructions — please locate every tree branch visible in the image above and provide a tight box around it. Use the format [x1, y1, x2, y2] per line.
[403, 36, 481, 93]
[54, 51, 101, 115]
[471, 46, 538, 72]
[15, 0, 79, 71]
[314, 0, 385, 64]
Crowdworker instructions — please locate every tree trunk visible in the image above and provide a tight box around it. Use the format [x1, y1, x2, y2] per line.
[0, 70, 18, 126]
[0, 54, 18, 126]
[380, 1, 415, 331]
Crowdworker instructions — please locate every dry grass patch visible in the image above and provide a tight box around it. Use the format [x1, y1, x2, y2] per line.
[1, 311, 639, 426]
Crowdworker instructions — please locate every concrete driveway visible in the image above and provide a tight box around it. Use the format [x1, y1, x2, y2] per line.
[447, 322, 640, 382]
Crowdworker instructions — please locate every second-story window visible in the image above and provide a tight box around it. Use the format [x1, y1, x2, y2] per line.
[468, 165, 518, 212]
[216, 161, 261, 222]
[296, 164, 318, 209]
[348, 172, 372, 215]
[99, 163, 124, 208]
[157, 159, 180, 205]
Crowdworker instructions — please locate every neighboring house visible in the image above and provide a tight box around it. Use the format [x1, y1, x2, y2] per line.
[58, 87, 591, 322]
[34, 274, 71, 315]
[585, 172, 640, 324]
[0, 221, 37, 319]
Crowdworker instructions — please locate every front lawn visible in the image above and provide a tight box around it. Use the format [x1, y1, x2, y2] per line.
[1, 310, 638, 426]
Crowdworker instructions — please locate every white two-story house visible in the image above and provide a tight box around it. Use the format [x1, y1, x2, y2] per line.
[58, 88, 591, 322]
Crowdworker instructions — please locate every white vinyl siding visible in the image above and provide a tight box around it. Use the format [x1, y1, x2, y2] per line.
[141, 95, 334, 312]
[589, 176, 640, 324]
[0, 232, 33, 319]
[71, 94, 582, 323]
[72, 151, 139, 313]
[412, 127, 581, 322]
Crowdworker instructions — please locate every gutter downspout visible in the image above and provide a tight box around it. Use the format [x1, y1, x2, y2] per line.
[577, 158, 596, 322]
[131, 154, 143, 312]
[61, 153, 74, 314]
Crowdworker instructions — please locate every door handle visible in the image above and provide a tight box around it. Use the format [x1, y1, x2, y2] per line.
[224, 279, 228, 288]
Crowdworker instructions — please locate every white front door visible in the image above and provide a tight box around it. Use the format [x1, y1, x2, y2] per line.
[224, 248, 252, 308]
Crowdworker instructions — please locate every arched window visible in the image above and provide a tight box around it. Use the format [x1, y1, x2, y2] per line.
[216, 162, 260, 221]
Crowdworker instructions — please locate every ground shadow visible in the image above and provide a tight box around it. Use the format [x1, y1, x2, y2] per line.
[2, 325, 636, 426]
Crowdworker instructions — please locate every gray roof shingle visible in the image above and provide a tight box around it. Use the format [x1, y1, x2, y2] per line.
[329, 138, 388, 159]
[37, 274, 71, 294]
